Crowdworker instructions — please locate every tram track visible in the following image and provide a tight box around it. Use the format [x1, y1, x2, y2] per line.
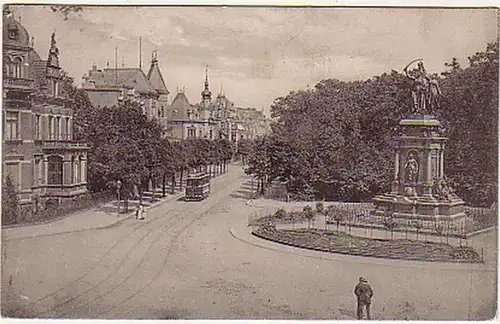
[18, 169, 246, 318]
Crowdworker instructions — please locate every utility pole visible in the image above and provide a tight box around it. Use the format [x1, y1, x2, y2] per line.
[115, 47, 118, 86]
[139, 36, 142, 69]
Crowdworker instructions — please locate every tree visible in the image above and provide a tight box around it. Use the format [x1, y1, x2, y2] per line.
[2, 175, 19, 225]
[303, 205, 315, 229]
[246, 42, 497, 206]
[81, 100, 165, 211]
[437, 42, 498, 207]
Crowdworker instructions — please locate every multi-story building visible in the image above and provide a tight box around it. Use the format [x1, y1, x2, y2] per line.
[232, 107, 272, 140]
[165, 65, 271, 141]
[3, 7, 88, 211]
[81, 51, 169, 126]
[166, 87, 216, 141]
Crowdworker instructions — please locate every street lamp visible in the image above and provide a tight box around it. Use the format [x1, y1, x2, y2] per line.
[116, 179, 122, 214]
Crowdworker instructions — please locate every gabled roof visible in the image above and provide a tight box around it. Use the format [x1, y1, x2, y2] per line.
[147, 62, 169, 95]
[89, 68, 157, 94]
[169, 92, 192, 120]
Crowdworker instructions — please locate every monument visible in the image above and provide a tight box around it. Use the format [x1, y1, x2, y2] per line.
[371, 59, 466, 231]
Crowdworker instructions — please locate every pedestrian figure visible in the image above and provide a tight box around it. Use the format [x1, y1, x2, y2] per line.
[136, 202, 145, 220]
[354, 277, 373, 320]
[140, 203, 146, 220]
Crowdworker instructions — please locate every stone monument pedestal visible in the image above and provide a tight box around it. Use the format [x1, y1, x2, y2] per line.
[372, 115, 466, 231]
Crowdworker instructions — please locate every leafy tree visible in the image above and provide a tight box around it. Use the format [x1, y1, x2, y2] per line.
[303, 205, 315, 229]
[246, 42, 497, 207]
[437, 42, 498, 207]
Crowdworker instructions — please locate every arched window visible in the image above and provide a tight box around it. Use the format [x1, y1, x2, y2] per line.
[47, 156, 63, 185]
[13, 57, 22, 78]
[4, 57, 11, 76]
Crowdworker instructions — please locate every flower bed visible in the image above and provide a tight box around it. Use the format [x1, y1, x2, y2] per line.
[248, 211, 310, 226]
[252, 224, 481, 263]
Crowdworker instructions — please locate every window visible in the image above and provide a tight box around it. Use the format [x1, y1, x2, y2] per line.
[209, 129, 213, 139]
[161, 106, 165, 117]
[33, 158, 42, 186]
[48, 116, 54, 139]
[72, 156, 80, 183]
[50, 80, 59, 97]
[4, 58, 11, 76]
[55, 117, 61, 140]
[187, 127, 196, 139]
[47, 156, 63, 185]
[35, 114, 41, 139]
[8, 25, 18, 40]
[66, 118, 71, 140]
[5, 112, 19, 140]
[13, 57, 22, 78]
[61, 117, 66, 140]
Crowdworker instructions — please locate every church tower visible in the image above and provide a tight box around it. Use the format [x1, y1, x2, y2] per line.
[201, 65, 212, 108]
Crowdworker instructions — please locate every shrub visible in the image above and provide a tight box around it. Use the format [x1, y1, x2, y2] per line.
[274, 207, 287, 218]
[2, 175, 19, 225]
[315, 202, 324, 214]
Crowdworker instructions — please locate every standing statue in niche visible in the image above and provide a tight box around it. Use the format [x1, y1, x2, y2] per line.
[404, 59, 443, 115]
[404, 153, 419, 183]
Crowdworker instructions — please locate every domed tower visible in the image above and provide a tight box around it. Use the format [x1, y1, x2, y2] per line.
[200, 65, 212, 108]
[3, 5, 33, 85]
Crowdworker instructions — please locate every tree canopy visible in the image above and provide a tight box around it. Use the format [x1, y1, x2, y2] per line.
[246, 42, 498, 206]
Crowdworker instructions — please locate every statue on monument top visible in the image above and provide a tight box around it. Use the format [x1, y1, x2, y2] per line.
[403, 59, 443, 115]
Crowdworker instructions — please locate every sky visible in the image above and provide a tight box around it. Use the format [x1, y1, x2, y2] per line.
[10, 5, 499, 116]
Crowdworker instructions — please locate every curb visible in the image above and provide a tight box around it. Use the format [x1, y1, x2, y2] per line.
[229, 224, 496, 272]
[3, 191, 186, 241]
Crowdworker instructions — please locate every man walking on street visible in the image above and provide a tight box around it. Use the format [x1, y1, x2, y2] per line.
[354, 277, 373, 320]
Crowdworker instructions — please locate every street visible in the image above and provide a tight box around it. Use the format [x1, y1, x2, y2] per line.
[1, 164, 497, 320]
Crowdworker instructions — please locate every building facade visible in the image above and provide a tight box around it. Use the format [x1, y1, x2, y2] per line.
[166, 66, 271, 141]
[166, 88, 217, 141]
[3, 7, 88, 211]
[81, 51, 169, 127]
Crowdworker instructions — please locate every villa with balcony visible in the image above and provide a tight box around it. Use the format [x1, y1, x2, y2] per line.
[3, 6, 89, 212]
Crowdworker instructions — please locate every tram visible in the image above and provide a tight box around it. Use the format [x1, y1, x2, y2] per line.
[185, 172, 211, 201]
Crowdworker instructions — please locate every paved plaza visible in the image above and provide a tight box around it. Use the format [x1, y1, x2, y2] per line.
[1, 164, 497, 320]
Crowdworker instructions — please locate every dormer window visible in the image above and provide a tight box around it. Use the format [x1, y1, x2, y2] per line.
[8, 25, 18, 40]
[51, 80, 59, 97]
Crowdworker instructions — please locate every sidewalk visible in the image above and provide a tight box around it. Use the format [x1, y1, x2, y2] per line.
[3, 163, 243, 241]
[3, 191, 185, 241]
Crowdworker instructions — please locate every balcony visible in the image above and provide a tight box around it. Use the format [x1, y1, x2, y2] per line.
[41, 140, 89, 150]
[4, 77, 35, 90]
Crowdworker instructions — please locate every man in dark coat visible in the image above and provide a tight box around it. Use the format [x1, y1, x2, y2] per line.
[354, 277, 373, 320]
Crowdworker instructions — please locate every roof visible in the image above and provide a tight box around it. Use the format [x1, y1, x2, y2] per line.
[169, 92, 192, 120]
[3, 12, 30, 48]
[147, 62, 169, 95]
[88, 68, 157, 94]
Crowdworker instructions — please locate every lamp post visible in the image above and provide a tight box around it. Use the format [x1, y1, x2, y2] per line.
[116, 180, 122, 214]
